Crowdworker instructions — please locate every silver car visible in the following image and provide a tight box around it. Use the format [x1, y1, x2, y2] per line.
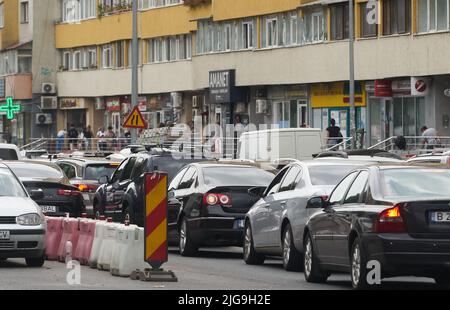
[0, 163, 47, 267]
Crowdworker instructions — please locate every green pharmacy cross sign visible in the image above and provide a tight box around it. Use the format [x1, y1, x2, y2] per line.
[0, 97, 21, 120]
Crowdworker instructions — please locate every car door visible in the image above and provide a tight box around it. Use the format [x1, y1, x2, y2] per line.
[252, 166, 289, 248]
[167, 166, 189, 229]
[173, 166, 198, 219]
[104, 158, 129, 207]
[332, 170, 369, 266]
[112, 157, 137, 207]
[267, 165, 302, 249]
[311, 171, 358, 265]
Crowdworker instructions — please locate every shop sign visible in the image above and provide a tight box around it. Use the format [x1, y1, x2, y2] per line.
[138, 97, 148, 111]
[60, 98, 85, 109]
[374, 79, 393, 97]
[95, 98, 106, 110]
[209, 70, 235, 104]
[411, 77, 429, 96]
[286, 85, 308, 98]
[106, 98, 120, 112]
[311, 82, 365, 108]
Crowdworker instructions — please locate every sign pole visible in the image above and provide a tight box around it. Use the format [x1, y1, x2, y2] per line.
[349, 0, 356, 149]
[131, 0, 138, 144]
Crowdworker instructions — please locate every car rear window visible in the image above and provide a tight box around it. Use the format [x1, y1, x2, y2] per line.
[0, 149, 18, 160]
[8, 163, 64, 179]
[203, 167, 274, 187]
[151, 158, 200, 181]
[381, 168, 450, 199]
[0, 168, 27, 197]
[309, 165, 360, 186]
[85, 164, 119, 180]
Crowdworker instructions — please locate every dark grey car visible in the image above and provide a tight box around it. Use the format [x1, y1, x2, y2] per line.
[244, 160, 365, 271]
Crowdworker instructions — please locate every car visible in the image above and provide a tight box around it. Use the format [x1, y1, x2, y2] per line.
[0, 163, 46, 267]
[407, 152, 450, 164]
[303, 164, 450, 289]
[243, 160, 367, 271]
[94, 151, 205, 224]
[4, 161, 85, 217]
[313, 149, 404, 162]
[0, 143, 21, 160]
[167, 162, 275, 256]
[56, 157, 120, 214]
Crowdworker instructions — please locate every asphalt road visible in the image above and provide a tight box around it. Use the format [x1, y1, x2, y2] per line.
[0, 246, 437, 290]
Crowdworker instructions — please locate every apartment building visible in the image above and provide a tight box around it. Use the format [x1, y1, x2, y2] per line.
[55, 0, 450, 146]
[0, 0, 59, 145]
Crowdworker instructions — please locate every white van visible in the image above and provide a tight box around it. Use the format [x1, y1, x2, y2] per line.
[238, 128, 324, 162]
[0, 144, 21, 160]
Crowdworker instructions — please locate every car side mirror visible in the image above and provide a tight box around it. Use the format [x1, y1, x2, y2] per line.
[29, 189, 44, 200]
[248, 186, 266, 198]
[168, 190, 175, 199]
[98, 175, 109, 185]
[306, 196, 328, 209]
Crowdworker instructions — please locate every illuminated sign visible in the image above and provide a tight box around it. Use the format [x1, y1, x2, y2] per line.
[0, 97, 20, 120]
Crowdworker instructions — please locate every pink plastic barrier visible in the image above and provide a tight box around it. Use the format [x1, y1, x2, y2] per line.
[44, 217, 64, 261]
[57, 218, 80, 262]
[73, 219, 96, 265]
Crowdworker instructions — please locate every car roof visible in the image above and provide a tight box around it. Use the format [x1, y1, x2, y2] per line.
[195, 162, 257, 169]
[0, 143, 19, 150]
[2, 160, 61, 169]
[57, 157, 119, 165]
[367, 163, 450, 170]
[299, 159, 376, 167]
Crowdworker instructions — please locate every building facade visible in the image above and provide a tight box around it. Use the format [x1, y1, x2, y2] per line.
[53, 0, 450, 146]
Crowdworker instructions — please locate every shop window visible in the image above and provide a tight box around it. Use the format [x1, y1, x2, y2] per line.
[417, 0, 449, 32]
[330, 3, 349, 40]
[360, 2, 378, 37]
[383, 0, 411, 35]
[393, 97, 426, 136]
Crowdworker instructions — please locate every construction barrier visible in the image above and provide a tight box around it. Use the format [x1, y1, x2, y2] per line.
[97, 221, 120, 271]
[73, 218, 96, 265]
[44, 217, 64, 261]
[88, 216, 107, 268]
[57, 217, 80, 262]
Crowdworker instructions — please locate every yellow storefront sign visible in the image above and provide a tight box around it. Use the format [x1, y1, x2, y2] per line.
[311, 82, 366, 108]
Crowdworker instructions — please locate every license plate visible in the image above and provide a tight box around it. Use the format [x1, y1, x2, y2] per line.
[431, 211, 450, 222]
[82, 194, 90, 201]
[0, 230, 10, 240]
[235, 219, 245, 229]
[40, 205, 57, 213]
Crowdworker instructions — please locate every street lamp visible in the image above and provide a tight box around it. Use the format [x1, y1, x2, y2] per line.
[349, 0, 356, 149]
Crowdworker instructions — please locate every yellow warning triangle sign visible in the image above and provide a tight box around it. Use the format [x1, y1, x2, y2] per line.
[123, 106, 148, 129]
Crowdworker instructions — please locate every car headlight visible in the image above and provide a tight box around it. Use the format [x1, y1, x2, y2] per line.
[16, 213, 42, 226]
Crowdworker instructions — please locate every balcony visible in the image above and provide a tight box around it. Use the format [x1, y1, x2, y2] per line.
[0, 74, 32, 100]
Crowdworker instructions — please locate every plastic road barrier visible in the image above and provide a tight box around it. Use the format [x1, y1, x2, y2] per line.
[97, 221, 120, 271]
[88, 216, 107, 268]
[57, 218, 80, 262]
[73, 218, 96, 265]
[44, 217, 64, 261]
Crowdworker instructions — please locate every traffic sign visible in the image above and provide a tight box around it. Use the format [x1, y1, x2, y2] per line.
[123, 106, 148, 129]
[0, 97, 20, 120]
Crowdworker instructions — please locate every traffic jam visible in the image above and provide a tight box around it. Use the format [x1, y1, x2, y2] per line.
[1, 127, 450, 290]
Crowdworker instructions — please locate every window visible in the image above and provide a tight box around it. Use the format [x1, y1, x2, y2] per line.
[360, 2, 378, 37]
[111, 159, 129, 183]
[62, 0, 96, 22]
[242, 21, 254, 49]
[224, 24, 232, 51]
[63, 51, 71, 70]
[59, 163, 77, 179]
[329, 172, 358, 205]
[178, 166, 197, 190]
[168, 167, 188, 191]
[120, 157, 137, 182]
[279, 166, 302, 192]
[18, 50, 32, 73]
[20, 1, 29, 23]
[343, 171, 369, 204]
[418, 0, 449, 32]
[383, 0, 411, 35]
[289, 13, 299, 45]
[73, 50, 81, 70]
[0, 2, 4, 28]
[139, 0, 181, 9]
[266, 18, 278, 47]
[265, 167, 290, 196]
[330, 3, 349, 40]
[130, 158, 146, 179]
[148, 34, 191, 63]
[88, 48, 97, 68]
[115, 41, 125, 68]
[311, 12, 324, 42]
[102, 44, 112, 68]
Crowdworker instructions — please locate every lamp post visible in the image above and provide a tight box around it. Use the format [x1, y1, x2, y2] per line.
[349, 0, 356, 149]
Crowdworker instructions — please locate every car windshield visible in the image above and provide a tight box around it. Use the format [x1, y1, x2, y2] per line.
[381, 168, 450, 199]
[203, 167, 274, 186]
[85, 164, 119, 180]
[0, 149, 18, 160]
[0, 168, 27, 197]
[309, 165, 361, 186]
[8, 163, 64, 179]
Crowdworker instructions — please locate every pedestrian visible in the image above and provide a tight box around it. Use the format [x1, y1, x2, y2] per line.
[326, 119, 343, 147]
[97, 127, 106, 151]
[421, 126, 441, 149]
[83, 125, 93, 150]
[56, 128, 66, 152]
[68, 124, 78, 151]
[105, 126, 117, 150]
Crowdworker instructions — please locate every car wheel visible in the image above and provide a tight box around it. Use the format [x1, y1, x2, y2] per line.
[350, 237, 370, 290]
[26, 255, 45, 268]
[121, 203, 131, 224]
[434, 275, 450, 289]
[303, 233, 329, 283]
[282, 223, 302, 271]
[179, 218, 198, 257]
[93, 199, 104, 219]
[243, 223, 265, 265]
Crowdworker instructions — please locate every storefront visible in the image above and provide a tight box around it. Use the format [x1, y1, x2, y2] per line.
[268, 85, 309, 128]
[311, 82, 367, 138]
[141, 93, 174, 129]
[57, 97, 102, 136]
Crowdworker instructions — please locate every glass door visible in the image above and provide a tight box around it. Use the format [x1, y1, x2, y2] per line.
[111, 112, 121, 137]
[297, 100, 308, 127]
[329, 108, 350, 138]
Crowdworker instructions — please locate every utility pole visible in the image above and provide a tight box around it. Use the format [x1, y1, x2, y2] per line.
[349, 0, 356, 149]
[131, 0, 138, 144]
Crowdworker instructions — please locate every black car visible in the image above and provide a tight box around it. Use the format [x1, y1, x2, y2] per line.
[167, 163, 274, 256]
[303, 164, 450, 289]
[94, 152, 204, 224]
[4, 161, 85, 217]
[56, 157, 120, 214]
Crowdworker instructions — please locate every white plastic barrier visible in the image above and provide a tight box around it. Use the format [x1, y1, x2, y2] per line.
[88, 219, 108, 268]
[111, 226, 148, 277]
[97, 222, 121, 271]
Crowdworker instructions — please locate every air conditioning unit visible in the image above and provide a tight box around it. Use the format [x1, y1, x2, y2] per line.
[42, 83, 56, 95]
[41, 96, 58, 110]
[192, 95, 202, 108]
[36, 113, 53, 125]
[256, 99, 268, 114]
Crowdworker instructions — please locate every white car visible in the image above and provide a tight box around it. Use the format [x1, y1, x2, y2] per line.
[407, 152, 450, 164]
[0, 143, 21, 160]
[0, 163, 46, 267]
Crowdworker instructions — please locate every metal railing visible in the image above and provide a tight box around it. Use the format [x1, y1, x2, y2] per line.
[25, 138, 133, 154]
[325, 137, 353, 151]
[368, 136, 450, 157]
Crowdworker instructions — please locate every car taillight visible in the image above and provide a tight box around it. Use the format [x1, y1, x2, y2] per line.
[57, 189, 82, 197]
[74, 184, 97, 192]
[375, 205, 406, 233]
[203, 193, 232, 206]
